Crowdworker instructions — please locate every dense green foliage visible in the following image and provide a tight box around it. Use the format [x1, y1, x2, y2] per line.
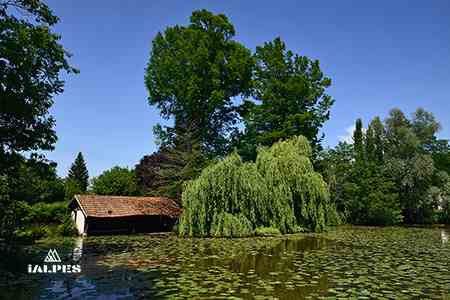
[319, 108, 450, 225]
[6, 154, 65, 204]
[0, 176, 28, 242]
[91, 166, 141, 196]
[64, 178, 83, 201]
[29, 201, 66, 224]
[142, 10, 335, 197]
[0, 0, 75, 244]
[56, 216, 77, 236]
[0, 0, 76, 155]
[145, 9, 253, 157]
[236, 38, 334, 160]
[143, 10, 256, 198]
[353, 118, 364, 164]
[0, 153, 69, 243]
[178, 152, 267, 237]
[179, 136, 338, 237]
[68, 152, 89, 192]
[256, 136, 339, 231]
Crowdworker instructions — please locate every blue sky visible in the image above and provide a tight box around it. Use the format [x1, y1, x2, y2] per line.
[45, 0, 450, 177]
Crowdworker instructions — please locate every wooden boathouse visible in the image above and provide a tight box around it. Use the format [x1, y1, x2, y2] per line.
[69, 195, 181, 235]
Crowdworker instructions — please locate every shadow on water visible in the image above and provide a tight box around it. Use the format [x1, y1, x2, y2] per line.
[0, 237, 163, 300]
[1, 227, 450, 299]
[229, 236, 330, 274]
[1, 235, 333, 299]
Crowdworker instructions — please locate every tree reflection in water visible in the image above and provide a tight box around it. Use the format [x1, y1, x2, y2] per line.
[4, 227, 450, 299]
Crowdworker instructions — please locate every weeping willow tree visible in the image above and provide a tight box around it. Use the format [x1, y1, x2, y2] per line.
[178, 136, 339, 237]
[256, 136, 339, 232]
[178, 153, 271, 236]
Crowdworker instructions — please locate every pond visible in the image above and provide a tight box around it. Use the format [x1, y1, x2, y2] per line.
[3, 226, 450, 299]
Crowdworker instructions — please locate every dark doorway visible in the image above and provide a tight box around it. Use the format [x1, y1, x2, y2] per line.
[86, 215, 177, 235]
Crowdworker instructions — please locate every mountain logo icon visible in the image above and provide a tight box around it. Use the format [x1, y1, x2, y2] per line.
[44, 249, 61, 263]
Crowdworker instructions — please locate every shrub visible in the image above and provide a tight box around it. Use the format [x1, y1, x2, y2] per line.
[255, 227, 281, 236]
[15, 226, 49, 243]
[29, 202, 67, 224]
[0, 177, 32, 243]
[57, 217, 77, 236]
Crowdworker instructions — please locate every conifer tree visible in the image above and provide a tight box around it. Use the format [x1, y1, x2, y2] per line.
[68, 152, 89, 192]
[371, 116, 385, 163]
[365, 124, 376, 163]
[353, 118, 364, 164]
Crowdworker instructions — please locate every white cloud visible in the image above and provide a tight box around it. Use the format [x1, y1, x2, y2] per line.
[338, 124, 367, 144]
[338, 125, 356, 144]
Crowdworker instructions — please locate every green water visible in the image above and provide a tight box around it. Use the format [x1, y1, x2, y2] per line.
[3, 226, 450, 299]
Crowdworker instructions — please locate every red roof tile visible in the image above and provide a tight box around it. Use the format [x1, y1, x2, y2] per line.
[73, 195, 181, 218]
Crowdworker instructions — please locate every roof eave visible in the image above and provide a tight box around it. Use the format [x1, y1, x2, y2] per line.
[71, 195, 89, 218]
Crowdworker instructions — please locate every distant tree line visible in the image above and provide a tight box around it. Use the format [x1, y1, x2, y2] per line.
[318, 108, 450, 225]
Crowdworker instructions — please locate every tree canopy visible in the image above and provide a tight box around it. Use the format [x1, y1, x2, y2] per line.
[0, 0, 77, 157]
[236, 37, 334, 160]
[145, 9, 253, 157]
[91, 166, 141, 196]
[142, 11, 335, 198]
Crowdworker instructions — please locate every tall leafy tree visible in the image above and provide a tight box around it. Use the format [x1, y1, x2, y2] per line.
[67, 152, 89, 192]
[238, 37, 334, 160]
[0, 0, 77, 158]
[384, 108, 418, 159]
[145, 9, 253, 157]
[383, 108, 446, 224]
[0, 0, 75, 241]
[411, 108, 441, 153]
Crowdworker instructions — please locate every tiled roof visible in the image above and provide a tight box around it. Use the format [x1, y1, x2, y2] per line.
[73, 195, 181, 218]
